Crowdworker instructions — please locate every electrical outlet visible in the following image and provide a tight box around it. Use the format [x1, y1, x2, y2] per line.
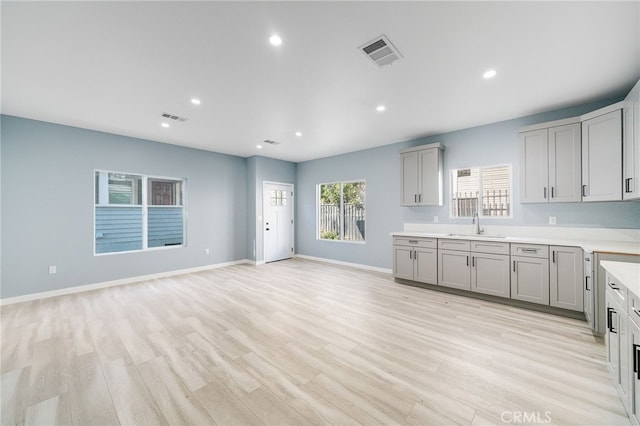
[549, 216, 557, 225]
[434, 216, 439, 223]
[48, 265, 57, 274]
[205, 248, 210, 255]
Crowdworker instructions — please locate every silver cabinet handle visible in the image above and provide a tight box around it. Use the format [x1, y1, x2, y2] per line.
[543, 187, 547, 199]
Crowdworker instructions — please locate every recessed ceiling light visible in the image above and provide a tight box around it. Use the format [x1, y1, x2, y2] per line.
[295, 131, 302, 137]
[161, 122, 170, 128]
[191, 98, 201, 105]
[376, 105, 386, 112]
[483, 69, 497, 79]
[269, 34, 282, 46]
[256, 145, 263, 149]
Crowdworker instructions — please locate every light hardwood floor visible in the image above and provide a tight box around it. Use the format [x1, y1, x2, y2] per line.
[1, 258, 630, 425]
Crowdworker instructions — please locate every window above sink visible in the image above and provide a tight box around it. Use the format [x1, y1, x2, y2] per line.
[450, 164, 512, 219]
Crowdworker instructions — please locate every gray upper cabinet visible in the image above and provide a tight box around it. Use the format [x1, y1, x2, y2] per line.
[624, 80, 640, 200]
[400, 143, 443, 206]
[581, 106, 623, 202]
[548, 124, 582, 202]
[519, 119, 581, 203]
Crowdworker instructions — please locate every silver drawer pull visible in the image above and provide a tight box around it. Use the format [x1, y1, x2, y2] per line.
[408, 240, 418, 244]
[633, 307, 640, 318]
[521, 248, 538, 253]
[608, 283, 621, 291]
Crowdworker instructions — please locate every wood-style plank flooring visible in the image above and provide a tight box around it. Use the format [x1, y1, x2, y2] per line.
[1, 258, 630, 425]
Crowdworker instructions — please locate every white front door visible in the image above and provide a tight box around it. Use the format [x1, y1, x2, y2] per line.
[263, 182, 294, 263]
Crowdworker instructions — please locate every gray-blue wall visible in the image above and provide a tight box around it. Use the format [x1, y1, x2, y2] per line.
[296, 98, 640, 268]
[1, 115, 247, 298]
[3, 95, 640, 298]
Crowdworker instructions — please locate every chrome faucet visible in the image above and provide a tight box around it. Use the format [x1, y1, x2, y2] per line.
[472, 212, 483, 235]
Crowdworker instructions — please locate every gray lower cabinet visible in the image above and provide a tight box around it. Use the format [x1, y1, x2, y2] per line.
[438, 239, 471, 291]
[629, 320, 640, 425]
[606, 273, 632, 414]
[470, 240, 511, 298]
[393, 237, 437, 284]
[471, 252, 510, 298]
[394, 237, 584, 315]
[393, 245, 415, 281]
[510, 244, 550, 305]
[550, 245, 584, 311]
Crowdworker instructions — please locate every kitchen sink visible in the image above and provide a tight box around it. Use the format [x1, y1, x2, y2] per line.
[447, 233, 507, 239]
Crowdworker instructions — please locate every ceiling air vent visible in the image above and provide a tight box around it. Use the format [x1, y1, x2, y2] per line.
[359, 35, 403, 67]
[161, 112, 189, 122]
[263, 140, 280, 145]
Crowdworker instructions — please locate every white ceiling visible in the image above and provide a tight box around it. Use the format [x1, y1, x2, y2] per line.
[2, 1, 639, 162]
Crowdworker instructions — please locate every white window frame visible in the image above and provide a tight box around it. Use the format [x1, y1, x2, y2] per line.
[316, 179, 366, 244]
[94, 169, 187, 255]
[449, 164, 513, 219]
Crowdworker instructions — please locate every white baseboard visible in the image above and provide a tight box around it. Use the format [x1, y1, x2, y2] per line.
[0, 259, 252, 306]
[294, 254, 392, 274]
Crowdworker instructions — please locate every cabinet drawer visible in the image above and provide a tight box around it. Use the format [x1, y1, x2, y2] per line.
[471, 240, 510, 255]
[510, 243, 548, 258]
[438, 239, 471, 251]
[606, 272, 628, 314]
[629, 291, 640, 328]
[393, 237, 437, 248]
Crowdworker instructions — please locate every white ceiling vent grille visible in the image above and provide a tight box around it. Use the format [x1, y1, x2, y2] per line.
[359, 35, 403, 67]
[161, 112, 189, 122]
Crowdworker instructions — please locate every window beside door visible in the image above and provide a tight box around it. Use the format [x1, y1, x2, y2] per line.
[317, 180, 366, 242]
[94, 171, 185, 254]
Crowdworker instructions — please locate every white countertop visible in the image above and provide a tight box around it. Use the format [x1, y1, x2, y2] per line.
[601, 261, 640, 298]
[391, 230, 640, 256]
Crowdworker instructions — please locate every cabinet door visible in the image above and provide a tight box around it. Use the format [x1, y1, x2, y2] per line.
[393, 246, 414, 280]
[621, 302, 632, 413]
[607, 295, 621, 381]
[630, 322, 640, 424]
[519, 129, 549, 203]
[438, 249, 471, 290]
[414, 248, 437, 285]
[582, 110, 623, 202]
[510, 255, 550, 305]
[550, 246, 584, 311]
[471, 253, 510, 298]
[548, 123, 582, 203]
[584, 273, 595, 330]
[624, 87, 640, 200]
[419, 148, 442, 206]
[401, 151, 419, 206]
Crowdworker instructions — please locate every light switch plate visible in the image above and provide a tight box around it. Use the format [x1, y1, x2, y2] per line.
[549, 216, 557, 225]
[48, 265, 57, 274]
[434, 216, 439, 223]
